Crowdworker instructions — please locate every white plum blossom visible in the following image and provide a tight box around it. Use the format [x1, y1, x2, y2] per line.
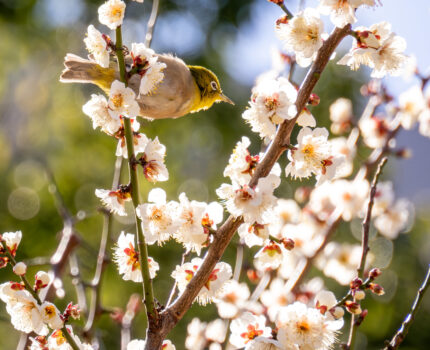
[315, 290, 345, 320]
[216, 174, 280, 224]
[359, 115, 391, 149]
[254, 242, 285, 270]
[47, 327, 94, 350]
[330, 97, 353, 134]
[35, 271, 51, 291]
[130, 43, 166, 96]
[331, 178, 370, 221]
[83, 94, 122, 135]
[230, 312, 272, 349]
[40, 302, 64, 330]
[276, 301, 341, 350]
[224, 136, 260, 184]
[0, 282, 48, 335]
[108, 80, 140, 119]
[116, 132, 149, 159]
[338, 22, 408, 78]
[276, 8, 324, 67]
[238, 222, 270, 248]
[139, 137, 169, 182]
[95, 187, 131, 216]
[171, 258, 232, 305]
[113, 232, 159, 282]
[136, 188, 180, 245]
[245, 337, 283, 350]
[285, 127, 344, 184]
[205, 318, 228, 345]
[374, 199, 414, 239]
[319, 0, 376, 28]
[243, 76, 297, 140]
[372, 181, 395, 216]
[127, 339, 175, 350]
[419, 108, 430, 137]
[329, 131, 358, 178]
[13, 262, 27, 276]
[84, 25, 110, 68]
[260, 278, 293, 322]
[185, 318, 207, 350]
[98, 0, 126, 30]
[215, 280, 251, 319]
[397, 85, 426, 130]
[2, 231, 22, 256]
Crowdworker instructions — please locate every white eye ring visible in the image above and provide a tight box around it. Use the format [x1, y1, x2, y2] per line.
[210, 81, 218, 91]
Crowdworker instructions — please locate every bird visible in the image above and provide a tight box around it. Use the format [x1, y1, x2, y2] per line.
[60, 53, 234, 119]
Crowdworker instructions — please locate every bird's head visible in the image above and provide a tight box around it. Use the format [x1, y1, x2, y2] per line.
[188, 65, 234, 113]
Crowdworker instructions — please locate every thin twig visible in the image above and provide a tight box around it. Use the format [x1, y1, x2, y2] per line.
[347, 157, 388, 349]
[384, 265, 430, 350]
[145, 0, 160, 47]
[165, 251, 188, 308]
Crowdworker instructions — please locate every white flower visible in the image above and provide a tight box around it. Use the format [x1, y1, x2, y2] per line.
[331, 178, 370, 221]
[230, 312, 272, 348]
[116, 132, 149, 159]
[285, 127, 344, 184]
[374, 199, 414, 239]
[108, 80, 140, 119]
[139, 137, 169, 182]
[216, 174, 280, 223]
[185, 318, 206, 350]
[397, 85, 426, 130]
[338, 22, 408, 78]
[268, 198, 302, 237]
[359, 115, 391, 149]
[329, 98, 353, 134]
[319, 0, 375, 28]
[276, 302, 340, 350]
[260, 278, 293, 322]
[127, 339, 175, 350]
[254, 242, 285, 270]
[84, 25, 110, 68]
[13, 262, 27, 276]
[238, 222, 270, 248]
[95, 188, 131, 216]
[315, 290, 344, 320]
[130, 43, 166, 96]
[98, 0, 126, 30]
[40, 302, 64, 330]
[83, 94, 121, 135]
[297, 108, 316, 127]
[205, 319, 228, 344]
[2, 231, 22, 256]
[243, 76, 297, 140]
[215, 280, 250, 319]
[136, 188, 180, 245]
[372, 181, 395, 216]
[47, 326, 94, 350]
[329, 132, 357, 179]
[224, 136, 260, 185]
[419, 108, 430, 137]
[35, 271, 51, 290]
[245, 337, 283, 350]
[0, 282, 48, 335]
[172, 258, 232, 305]
[113, 232, 159, 282]
[276, 8, 324, 67]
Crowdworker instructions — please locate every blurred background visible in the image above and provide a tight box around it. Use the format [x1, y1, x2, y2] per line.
[0, 0, 429, 349]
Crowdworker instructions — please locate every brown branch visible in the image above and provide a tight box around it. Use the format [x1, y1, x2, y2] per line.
[143, 24, 352, 350]
[346, 157, 388, 349]
[384, 265, 430, 350]
[145, 0, 160, 47]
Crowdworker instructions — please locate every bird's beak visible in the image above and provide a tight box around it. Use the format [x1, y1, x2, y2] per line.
[219, 93, 235, 105]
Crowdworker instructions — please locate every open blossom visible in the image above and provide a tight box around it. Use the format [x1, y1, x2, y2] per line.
[47, 326, 94, 350]
[374, 199, 414, 239]
[319, 0, 376, 28]
[2, 231, 22, 256]
[116, 132, 149, 158]
[285, 127, 344, 184]
[136, 188, 180, 245]
[238, 222, 270, 248]
[0, 282, 48, 335]
[84, 25, 109, 68]
[315, 291, 345, 320]
[243, 76, 297, 140]
[329, 133, 357, 178]
[95, 187, 131, 216]
[224, 136, 260, 184]
[359, 114, 392, 149]
[98, 0, 126, 30]
[397, 85, 426, 130]
[172, 258, 232, 305]
[83, 94, 121, 135]
[245, 337, 283, 350]
[40, 302, 64, 330]
[230, 312, 272, 348]
[215, 280, 251, 319]
[254, 242, 285, 270]
[216, 174, 280, 223]
[276, 301, 341, 350]
[331, 178, 370, 221]
[108, 80, 140, 119]
[276, 8, 324, 67]
[113, 232, 159, 282]
[174, 194, 223, 255]
[130, 43, 166, 96]
[329, 98, 353, 134]
[260, 278, 293, 322]
[185, 318, 227, 350]
[338, 22, 408, 78]
[139, 137, 169, 182]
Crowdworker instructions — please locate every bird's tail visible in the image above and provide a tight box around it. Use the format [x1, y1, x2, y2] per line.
[59, 53, 116, 93]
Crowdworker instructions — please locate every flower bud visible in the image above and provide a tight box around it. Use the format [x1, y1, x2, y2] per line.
[247, 268, 260, 284]
[13, 262, 27, 276]
[369, 283, 385, 296]
[35, 271, 50, 291]
[63, 303, 81, 321]
[269, 0, 284, 6]
[368, 268, 382, 280]
[0, 256, 8, 268]
[331, 306, 345, 319]
[295, 186, 312, 203]
[309, 93, 320, 106]
[350, 277, 363, 290]
[345, 301, 362, 315]
[354, 290, 366, 301]
[276, 15, 289, 26]
[281, 238, 295, 251]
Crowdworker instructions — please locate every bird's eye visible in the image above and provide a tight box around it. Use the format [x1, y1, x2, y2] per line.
[210, 81, 218, 91]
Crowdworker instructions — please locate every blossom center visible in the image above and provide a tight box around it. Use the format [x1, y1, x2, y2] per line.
[240, 324, 264, 343]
